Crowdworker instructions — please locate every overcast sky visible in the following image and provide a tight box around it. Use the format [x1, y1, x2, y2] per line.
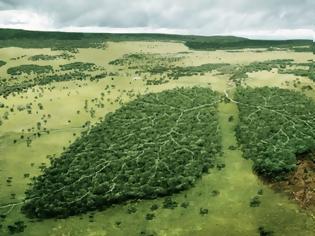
[0, 0, 314, 39]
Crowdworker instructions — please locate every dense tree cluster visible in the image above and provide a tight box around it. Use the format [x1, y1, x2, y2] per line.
[0, 60, 6, 67]
[235, 87, 315, 179]
[0, 28, 312, 53]
[109, 54, 148, 66]
[7, 64, 53, 76]
[308, 62, 315, 81]
[258, 227, 274, 236]
[185, 39, 313, 51]
[36, 72, 108, 85]
[59, 62, 98, 71]
[0, 80, 34, 97]
[0, 29, 105, 49]
[22, 87, 222, 218]
[28, 53, 74, 61]
[7, 221, 27, 235]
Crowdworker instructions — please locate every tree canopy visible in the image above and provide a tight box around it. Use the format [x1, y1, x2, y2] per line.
[235, 87, 315, 179]
[7, 64, 53, 76]
[0, 60, 6, 67]
[22, 87, 222, 218]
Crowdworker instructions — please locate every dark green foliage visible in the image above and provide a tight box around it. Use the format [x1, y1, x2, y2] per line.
[29, 53, 74, 61]
[115, 221, 122, 226]
[150, 204, 159, 211]
[109, 54, 157, 66]
[211, 190, 220, 197]
[277, 61, 315, 81]
[258, 226, 274, 236]
[22, 87, 222, 218]
[0, 60, 6, 67]
[7, 64, 53, 75]
[146, 78, 169, 86]
[0, 28, 312, 55]
[216, 163, 225, 170]
[249, 196, 261, 207]
[279, 67, 309, 78]
[0, 29, 103, 49]
[228, 145, 237, 150]
[0, 29, 84, 41]
[308, 62, 315, 81]
[145, 213, 155, 220]
[109, 53, 183, 80]
[24, 173, 30, 178]
[180, 202, 189, 208]
[0, 81, 33, 97]
[127, 206, 137, 214]
[185, 39, 312, 51]
[37, 74, 77, 84]
[235, 87, 315, 179]
[279, 68, 309, 77]
[139, 230, 157, 236]
[308, 73, 315, 81]
[59, 62, 97, 71]
[162, 197, 178, 209]
[199, 208, 208, 215]
[7, 221, 26, 234]
[0, 29, 245, 49]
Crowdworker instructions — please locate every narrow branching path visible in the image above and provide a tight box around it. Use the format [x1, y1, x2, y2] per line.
[233, 87, 315, 179]
[21, 87, 223, 218]
[1, 87, 315, 236]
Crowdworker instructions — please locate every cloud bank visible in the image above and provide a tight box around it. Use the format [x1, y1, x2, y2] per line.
[0, 0, 314, 39]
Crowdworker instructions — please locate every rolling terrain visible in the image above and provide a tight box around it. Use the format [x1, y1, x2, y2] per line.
[0, 29, 315, 236]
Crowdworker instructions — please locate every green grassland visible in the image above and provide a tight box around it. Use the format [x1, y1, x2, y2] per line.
[0, 30, 315, 235]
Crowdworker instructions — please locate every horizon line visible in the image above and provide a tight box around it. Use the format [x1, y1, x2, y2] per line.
[1, 27, 314, 41]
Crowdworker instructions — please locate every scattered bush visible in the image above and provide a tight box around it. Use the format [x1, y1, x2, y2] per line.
[7, 221, 26, 234]
[199, 208, 208, 215]
[249, 196, 261, 207]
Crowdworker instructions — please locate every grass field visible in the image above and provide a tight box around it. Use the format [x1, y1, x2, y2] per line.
[1, 39, 315, 235]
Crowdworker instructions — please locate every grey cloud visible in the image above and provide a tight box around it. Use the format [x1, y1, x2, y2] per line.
[0, 0, 314, 38]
